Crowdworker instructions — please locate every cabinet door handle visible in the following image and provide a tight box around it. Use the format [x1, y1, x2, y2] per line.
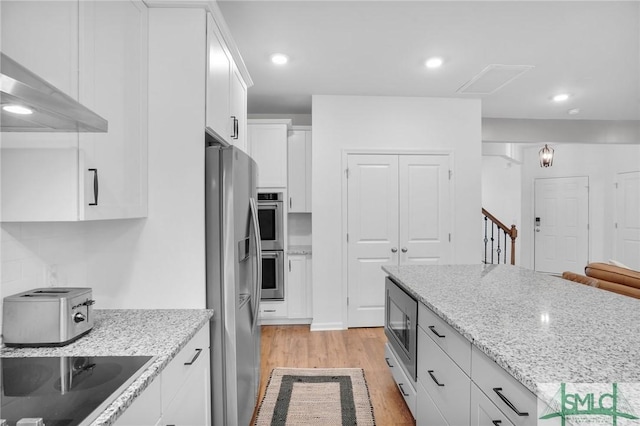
[384, 357, 394, 368]
[290, 197, 292, 208]
[428, 325, 445, 338]
[230, 116, 239, 139]
[184, 348, 203, 366]
[493, 387, 529, 416]
[401, 247, 408, 253]
[289, 260, 292, 272]
[492, 421, 502, 426]
[88, 168, 99, 206]
[397, 383, 409, 396]
[427, 370, 444, 386]
[391, 247, 398, 253]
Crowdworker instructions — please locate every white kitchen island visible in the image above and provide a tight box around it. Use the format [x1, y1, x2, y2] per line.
[383, 264, 640, 425]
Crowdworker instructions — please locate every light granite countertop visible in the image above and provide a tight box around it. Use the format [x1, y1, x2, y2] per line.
[382, 264, 640, 400]
[1, 309, 213, 426]
[287, 245, 312, 255]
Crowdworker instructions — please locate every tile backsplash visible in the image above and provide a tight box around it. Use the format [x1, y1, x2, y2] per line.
[1, 222, 90, 341]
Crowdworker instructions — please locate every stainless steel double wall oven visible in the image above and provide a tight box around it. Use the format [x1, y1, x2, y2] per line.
[257, 192, 285, 300]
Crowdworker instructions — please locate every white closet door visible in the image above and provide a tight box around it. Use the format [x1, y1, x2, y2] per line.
[615, 171, 640, 270]
[347, 154, 399, 327]
[398, 155, 452, 265]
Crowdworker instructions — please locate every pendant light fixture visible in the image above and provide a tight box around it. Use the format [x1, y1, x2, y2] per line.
[539, 144, 554, 167]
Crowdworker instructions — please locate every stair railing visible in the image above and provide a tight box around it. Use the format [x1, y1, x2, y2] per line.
[482, 208, 518, 265]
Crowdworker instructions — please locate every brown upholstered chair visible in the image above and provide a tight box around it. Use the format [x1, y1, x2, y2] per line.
[562, 262, 640, 299]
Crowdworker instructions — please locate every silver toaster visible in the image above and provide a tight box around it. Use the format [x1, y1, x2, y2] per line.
[2, 287, 95, 347]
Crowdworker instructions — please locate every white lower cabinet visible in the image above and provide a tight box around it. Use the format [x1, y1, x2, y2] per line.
[161, 323, 211, 425]
[385, 343, 417, 417]
[287, 254, 312, 320]
[114, 377, 162, 426]
[259, 300, 288, 319]
[471, 383, 515, 426]
[413, 302, 537, 426]
[417, 323, 470, 425]
[471, 346, 537, 426]
[260, 253, 312, 324]
[417, 379, 449, 425]
[114, 323, 211, 426]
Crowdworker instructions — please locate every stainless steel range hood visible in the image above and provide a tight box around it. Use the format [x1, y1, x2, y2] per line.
[0, 52, 108, 132]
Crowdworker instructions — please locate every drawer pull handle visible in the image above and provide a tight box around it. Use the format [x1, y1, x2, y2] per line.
[384, 357, 394, 368]
[398, 383, 409, 397]
[493, 387, 529, 416]
[428, 325, 445, 338]
[492, 421, 502, 426]
[184, 348, 203, 366]
[427, 370, 444, 387]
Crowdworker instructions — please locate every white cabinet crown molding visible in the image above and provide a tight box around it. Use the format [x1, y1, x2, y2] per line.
[143, 0, 252, 87]
[248, 118, 292, 127]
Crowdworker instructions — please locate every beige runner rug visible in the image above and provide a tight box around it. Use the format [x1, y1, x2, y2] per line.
[254, 367, 376, 425]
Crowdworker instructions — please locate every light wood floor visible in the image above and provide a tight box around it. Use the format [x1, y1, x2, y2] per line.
[252, 325, 415, 426]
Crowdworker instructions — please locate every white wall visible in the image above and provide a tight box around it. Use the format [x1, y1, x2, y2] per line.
[311, 95, 482, 330]
[519, 143, 640, 270]
[481, 155, 522, 265]
[0, 9, 208, 325]
[288, 213, 312, 246]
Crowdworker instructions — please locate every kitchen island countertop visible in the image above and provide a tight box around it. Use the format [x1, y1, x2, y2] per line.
[1, 308, 213, 426]
[383, 264, 640, 399]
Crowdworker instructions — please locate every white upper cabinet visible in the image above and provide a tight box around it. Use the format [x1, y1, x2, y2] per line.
[205, 14, 231, 142]
[247, 119, 291, 188]
[206, 13, 248, 151]
[0, 0, 79, 146]
[287, 128, 312, 212]
[0, 0, 149, 222]
[229, 65, 248, 152]
[79, 0, 149, 220]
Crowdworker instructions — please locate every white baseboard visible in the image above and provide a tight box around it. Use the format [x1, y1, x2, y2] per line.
[260, 318, 312, 326]
[310, 321, 346, 331]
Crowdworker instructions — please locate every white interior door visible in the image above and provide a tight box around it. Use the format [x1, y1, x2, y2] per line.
[399, 155, 452, 265]
[346, 153, 451, 327]
[534, 177, 589, 274]
[347, 154, 399, 327]
[615, 171, 640, 270]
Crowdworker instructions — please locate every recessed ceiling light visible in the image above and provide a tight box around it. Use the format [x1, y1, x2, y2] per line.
[567, 108, 580, 115]
[270, 53, 289, 65]
[425, 57, 443, 69]
[552, 93, 570, 102]
[2, 104, 34, 115]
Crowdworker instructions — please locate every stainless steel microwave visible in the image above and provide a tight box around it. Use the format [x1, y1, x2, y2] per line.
[385, 277, 418, 381]
[257, 192, 284, 251]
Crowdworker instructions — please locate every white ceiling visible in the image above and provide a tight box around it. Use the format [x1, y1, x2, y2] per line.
[218, 1, 640, 121]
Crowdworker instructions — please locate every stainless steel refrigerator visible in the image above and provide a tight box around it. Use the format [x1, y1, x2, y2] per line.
[205, 140, 262, 426]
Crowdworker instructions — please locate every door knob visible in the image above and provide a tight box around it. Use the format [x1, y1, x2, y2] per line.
[401, 247, 408, 253]
[391, 247, 398, 253]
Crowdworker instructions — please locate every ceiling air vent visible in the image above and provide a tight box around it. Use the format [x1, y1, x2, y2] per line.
[456, 64, 534, 95]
